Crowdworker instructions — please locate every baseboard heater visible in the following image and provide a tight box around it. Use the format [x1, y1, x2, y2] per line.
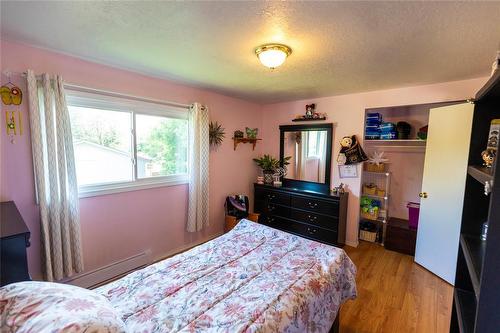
[64, 250, 152, 289]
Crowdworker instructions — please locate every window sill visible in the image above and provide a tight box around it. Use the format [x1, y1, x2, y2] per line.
[78, 175, 189, 198]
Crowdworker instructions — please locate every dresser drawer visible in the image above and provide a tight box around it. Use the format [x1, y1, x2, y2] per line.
[259, 215, 288, 227]
[291, 196, 339, 216]
[279, 220, 338, 245]
[255, 200, 290, 218]
[255, 188, 291, 206]
[291, 208, 338, 231]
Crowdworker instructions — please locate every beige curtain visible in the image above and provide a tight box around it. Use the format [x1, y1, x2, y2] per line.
[26, 70, 84, 281]
[187, 103, 210, 232]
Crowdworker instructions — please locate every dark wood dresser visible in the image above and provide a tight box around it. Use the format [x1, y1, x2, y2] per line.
[1, 201, 31, 286]
[254, 183, 348, 247]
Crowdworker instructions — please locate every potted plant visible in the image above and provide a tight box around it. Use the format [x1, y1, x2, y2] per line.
[253, 154, 291, 184]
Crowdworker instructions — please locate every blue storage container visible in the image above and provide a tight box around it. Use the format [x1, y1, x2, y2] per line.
[365, 133, 380, 140]
[380, 132, 397, 140]
[379, 122, 396, 132]
[366, 113, 382, 123]
[365, 124, 380, 131]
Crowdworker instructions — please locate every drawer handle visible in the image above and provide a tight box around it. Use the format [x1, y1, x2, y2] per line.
[267, 217, 275, 223]
[307, 227, 317, 235]
[308, 202, 318, 209]
[307, 215, 318, 222]
[268, 205, 276, 211]
[267, 194, 276, 200]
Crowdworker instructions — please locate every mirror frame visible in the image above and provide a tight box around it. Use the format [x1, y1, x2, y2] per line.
[279, 123, 333, 193]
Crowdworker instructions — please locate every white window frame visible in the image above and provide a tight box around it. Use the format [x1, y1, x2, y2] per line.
[66, 89, 189, 198]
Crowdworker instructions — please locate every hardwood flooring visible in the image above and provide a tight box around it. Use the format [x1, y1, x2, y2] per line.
[340, 241, 453, 333]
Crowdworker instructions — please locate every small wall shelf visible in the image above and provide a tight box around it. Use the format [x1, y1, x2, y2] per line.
[292, 117, 327, 122]
[232, 137, 261, 150]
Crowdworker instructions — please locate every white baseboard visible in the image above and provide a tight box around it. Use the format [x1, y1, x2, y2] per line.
[64, 250, 152, 288]
[64, 231, 224, 289]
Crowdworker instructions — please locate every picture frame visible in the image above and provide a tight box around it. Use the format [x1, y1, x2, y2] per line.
[338, 164, 358, 178]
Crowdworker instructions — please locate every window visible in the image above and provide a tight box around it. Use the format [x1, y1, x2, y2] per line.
[66, 90, 189, 197]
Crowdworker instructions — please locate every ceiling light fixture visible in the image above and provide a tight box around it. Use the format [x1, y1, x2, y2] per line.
[255, 43, 292, 69]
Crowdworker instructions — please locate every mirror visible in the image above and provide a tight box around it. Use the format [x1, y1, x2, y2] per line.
[280, 124, 333, 193]
[283, 130, 328, 183]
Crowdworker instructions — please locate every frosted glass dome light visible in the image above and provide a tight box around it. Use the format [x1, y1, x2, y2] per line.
[255, 44, 292, 69]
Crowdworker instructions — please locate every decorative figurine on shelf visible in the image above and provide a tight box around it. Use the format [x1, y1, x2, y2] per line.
[486, 119, 500, 150]
[292, 103, 326, 121]
[246, 127, 258, 139]
[481, 149, 496, 168]
[234, 130, 244, 139]
[331, 183, 346, 195]
[417, 125, 428, 140]
[209, 121, 225, 147]
[305, 103, 316, 118]
[337, 135, 368, 165]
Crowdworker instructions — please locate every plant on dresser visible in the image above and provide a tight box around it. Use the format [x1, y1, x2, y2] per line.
[253, 183, 348, 247]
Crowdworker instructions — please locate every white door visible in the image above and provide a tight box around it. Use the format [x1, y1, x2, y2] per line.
[415, 103, 474, 284]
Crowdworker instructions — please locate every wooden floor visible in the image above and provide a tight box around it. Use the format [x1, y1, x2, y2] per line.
[340, 241, 453, 333]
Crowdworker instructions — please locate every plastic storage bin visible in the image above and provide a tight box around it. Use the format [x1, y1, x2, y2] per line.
[379, 122, 396, 132]
[366, 113, 382, 123]
[380, 132, 397, 140]
[407, 202, 420, 229]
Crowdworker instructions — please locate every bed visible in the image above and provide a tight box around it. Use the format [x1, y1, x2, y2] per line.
[1, 219, 357, 333]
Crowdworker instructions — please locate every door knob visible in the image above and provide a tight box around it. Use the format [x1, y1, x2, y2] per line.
[419, 192, 428, 198]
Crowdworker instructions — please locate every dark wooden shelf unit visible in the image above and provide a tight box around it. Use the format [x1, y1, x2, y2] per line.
[453, 288, 477, 333]
[450, 72, 500, 332]
[459, 234, 486, 297]
[467, 166, 493, 186]
[475, 70, 500, 102]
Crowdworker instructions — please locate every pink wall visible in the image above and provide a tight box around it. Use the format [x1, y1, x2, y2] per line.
[0, 40, 263, 280]
[0, 38, 490, 281]
[261, 77, 487, 246]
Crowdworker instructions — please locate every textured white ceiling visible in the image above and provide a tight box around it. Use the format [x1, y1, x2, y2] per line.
[1, 1, 500, 103]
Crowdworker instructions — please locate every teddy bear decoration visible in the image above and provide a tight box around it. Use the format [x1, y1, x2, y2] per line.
[337, 135, 368, 165]
[482, 149, 496, 168]
[337, 136, 352, 165]
[305, 104, 315, 118]
[293, 103, 326, 121]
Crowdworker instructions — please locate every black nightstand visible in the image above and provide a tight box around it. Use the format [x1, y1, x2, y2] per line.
[1, 201, 31, 286]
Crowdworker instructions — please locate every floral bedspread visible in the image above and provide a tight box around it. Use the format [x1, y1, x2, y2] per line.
[96, 219, 357, 333]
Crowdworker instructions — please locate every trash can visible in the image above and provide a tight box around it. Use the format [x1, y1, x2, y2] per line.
[407, 202, 420, 230]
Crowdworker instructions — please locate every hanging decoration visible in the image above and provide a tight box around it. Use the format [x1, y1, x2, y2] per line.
[209, 121, 225, 147]
[1, 72, 23, 105]
[5, 111, 23, 144]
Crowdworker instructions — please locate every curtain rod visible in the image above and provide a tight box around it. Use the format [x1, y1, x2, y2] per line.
[2, 69, 191, 109]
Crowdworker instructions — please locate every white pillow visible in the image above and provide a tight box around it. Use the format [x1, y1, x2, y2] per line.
[0, 281, 127, 333]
